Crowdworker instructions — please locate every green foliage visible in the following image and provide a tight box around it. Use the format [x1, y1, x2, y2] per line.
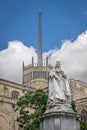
[71, 100, 87, 130]
[71, 100, 77, 112]
[16, 89, 47, 130]
[80, 120, 87, 130]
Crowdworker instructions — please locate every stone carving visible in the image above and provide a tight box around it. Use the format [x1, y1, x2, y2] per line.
[40, 61, 78, 130]
[47, 61, 71, 105]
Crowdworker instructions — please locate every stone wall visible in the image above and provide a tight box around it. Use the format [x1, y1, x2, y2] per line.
[0, 78, 87, 130]
[69, 79, 87, 115]
[0, 79, 33, 130]
[69, 79, 87, 100]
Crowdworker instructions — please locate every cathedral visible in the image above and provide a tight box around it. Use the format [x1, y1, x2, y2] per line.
[0, 11, 87, 130]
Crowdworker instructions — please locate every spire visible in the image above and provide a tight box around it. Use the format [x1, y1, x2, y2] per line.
[32, 56, 34, 66]
[38, 6, 43, 66]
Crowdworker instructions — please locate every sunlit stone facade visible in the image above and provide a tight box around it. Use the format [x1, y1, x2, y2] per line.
[0, 79, 34, 130]
[0, 70, 87, 130]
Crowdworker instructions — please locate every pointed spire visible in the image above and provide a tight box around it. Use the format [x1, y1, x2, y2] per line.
[23, 61, 24, 69]
[46, 57, 48, 67]
[32, 57, 34, 66]
[38, 6, 43, 66]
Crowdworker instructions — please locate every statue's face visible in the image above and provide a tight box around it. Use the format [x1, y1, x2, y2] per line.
[56, 67, 59, 72]
[55, 61, 61, 69]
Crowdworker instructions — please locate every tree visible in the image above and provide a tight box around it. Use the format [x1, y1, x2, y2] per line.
[71, 100, 87, 130]
[16, 89, 47, 130]
[71, 100, 77, 112]
[80, 121, 87, 130]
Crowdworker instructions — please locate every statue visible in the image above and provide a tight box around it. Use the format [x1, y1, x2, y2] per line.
[47, 61, 71, 105]
[40, 61, 78, 130]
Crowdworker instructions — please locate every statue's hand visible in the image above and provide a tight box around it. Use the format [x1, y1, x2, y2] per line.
[49, 73, 54, 78]
[63, 73, 67, 79]
[49, 70, 56, 78]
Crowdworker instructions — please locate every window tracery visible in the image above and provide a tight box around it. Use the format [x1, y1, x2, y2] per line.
[11, 91, 19, 99]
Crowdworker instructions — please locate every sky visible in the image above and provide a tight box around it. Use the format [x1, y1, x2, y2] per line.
[0, 0, 87, 83]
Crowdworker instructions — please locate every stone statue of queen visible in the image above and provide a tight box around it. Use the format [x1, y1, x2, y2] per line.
[47, 61, 71, 105]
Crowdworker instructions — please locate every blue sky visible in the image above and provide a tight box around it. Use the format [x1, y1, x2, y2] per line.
[1, 0, 87, 83]
[0, 0, 87, 52]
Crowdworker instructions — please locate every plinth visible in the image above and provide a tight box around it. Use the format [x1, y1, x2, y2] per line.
[40, 104, 79, 130]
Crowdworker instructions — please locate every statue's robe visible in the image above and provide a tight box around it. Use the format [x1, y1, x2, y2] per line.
[48, 69, 71, 103]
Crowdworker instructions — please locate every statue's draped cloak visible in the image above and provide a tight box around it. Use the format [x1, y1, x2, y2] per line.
[48, 69, 71, 103]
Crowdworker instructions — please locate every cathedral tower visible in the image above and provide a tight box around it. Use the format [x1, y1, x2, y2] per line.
[22, 10, 52, 90]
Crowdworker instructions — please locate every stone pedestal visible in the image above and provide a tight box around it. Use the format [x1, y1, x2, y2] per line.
[40, 104, 79, 130]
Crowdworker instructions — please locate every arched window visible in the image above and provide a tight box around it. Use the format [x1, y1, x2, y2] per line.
[11, 91, 19, 99]
[81, 109, 87, 123]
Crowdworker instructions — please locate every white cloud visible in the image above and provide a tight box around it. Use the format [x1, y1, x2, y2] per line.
[45, 31, 87, 82]
[0, 31, 87, 83]
[0, 41, 37, 83]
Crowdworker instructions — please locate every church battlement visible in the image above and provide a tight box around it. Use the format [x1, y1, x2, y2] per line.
[22, 62, 52, 87]
[22, 10, 53, 88]
[23, 63, 53, 70]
